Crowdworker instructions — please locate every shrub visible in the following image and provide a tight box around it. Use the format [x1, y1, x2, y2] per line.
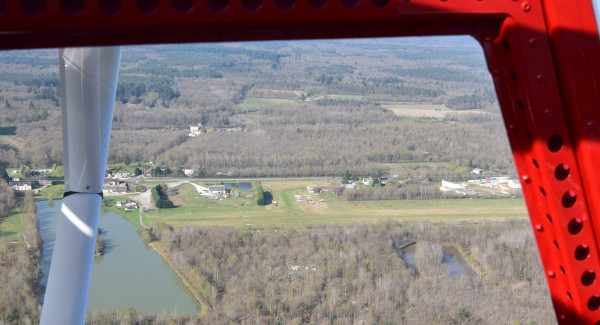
[257, 186, 265, 206]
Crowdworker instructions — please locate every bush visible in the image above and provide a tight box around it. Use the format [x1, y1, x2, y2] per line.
[256, 186, 265, 206]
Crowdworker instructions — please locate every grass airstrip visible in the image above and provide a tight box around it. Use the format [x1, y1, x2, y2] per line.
[141, 180, 528, 228]
[23, 180, 528, 230]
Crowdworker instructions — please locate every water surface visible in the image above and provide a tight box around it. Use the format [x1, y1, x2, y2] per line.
[38, 200, 199, 315]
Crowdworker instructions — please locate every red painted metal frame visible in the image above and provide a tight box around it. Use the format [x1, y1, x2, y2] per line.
[1, 0, 599, 323]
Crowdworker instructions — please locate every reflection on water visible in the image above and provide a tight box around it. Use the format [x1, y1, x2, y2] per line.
[37, 200, 199, 315]
[401, 245, 416, 271]
[442, 246, 477, 279]
[400, 242, 478, 280]
[223, 182, 252, 190]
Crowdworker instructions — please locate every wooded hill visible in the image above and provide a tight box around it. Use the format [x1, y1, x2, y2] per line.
[0, 37, 509, 182]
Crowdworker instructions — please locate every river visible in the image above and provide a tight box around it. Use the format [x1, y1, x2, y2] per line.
[38, 200, 199, 316]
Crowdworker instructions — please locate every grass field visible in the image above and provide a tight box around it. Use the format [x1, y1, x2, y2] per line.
[143, 180, 528, 228]
[380, 103, 450, 118]
[0, 135, 28, 151]
[0, 208, 23, 241]
[37, 184, 65, 201]
[102, 196, 141, 226]
[238, 97, 295, 109]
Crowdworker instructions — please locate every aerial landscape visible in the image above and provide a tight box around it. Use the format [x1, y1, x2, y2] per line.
[0, 37, 556, 324]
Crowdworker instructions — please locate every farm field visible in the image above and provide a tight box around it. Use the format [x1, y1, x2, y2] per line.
[238, 97, 295, 108]
[142, 180, 527, 228]
[380, 103, 450, 118]
[0, 208, 23, 241]
[237, 90, 486, 119]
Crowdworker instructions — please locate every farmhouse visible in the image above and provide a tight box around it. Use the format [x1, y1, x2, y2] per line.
[209, 185, 226, 195]
[116, 200, 138, 210]
[103, 177, 128, 194]
[344, 182, 359, 189]
[9, 181, 32, 191]
[104, 177, 119, 186]
[188, 123, 203, 137]
[183, 168, 194, 176]
[114, 171, 133, 179]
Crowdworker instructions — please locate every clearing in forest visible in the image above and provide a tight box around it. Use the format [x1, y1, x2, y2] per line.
[142, 180, 527, 228]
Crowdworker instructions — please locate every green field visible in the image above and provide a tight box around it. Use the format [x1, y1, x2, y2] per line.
[0, 208, 23, 241]
[102, 196, 141, 226]
[37, 184, 65, 201]
[238, 97, 295, 109]
[143, 181, 527, 228]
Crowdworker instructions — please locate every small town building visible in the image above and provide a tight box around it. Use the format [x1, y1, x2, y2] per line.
[9, 181, 32, 191]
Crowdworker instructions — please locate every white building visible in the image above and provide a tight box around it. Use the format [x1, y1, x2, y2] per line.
[114, 171, 133, 179]
[9, 182, 32, 191]
[440, 180, 476, 196]
[188, 123, 203, 137]
[344, 182, 359, 189]
[471, 168, 483, 175]
[508, 179, 522, 189]
[183, 168, 194, 176]
[209, 185, 226, 195]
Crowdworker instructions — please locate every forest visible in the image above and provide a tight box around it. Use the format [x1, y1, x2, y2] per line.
[139, 220, 555, 324]
[0, 37, 512, 181]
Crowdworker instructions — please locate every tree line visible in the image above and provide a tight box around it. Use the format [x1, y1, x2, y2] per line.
[151, 184, 174, 209]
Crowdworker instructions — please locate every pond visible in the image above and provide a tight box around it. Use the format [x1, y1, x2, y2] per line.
[400, 242, 478, 280]
[223, 182, 252, 190]
[38, 200, 199, 316]
[442, 246, 478, 279]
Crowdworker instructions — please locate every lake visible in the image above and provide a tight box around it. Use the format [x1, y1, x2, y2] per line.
[38, 200, 199, 316]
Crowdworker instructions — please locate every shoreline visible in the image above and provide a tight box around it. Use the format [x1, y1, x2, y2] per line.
[149, 241, 210, 319]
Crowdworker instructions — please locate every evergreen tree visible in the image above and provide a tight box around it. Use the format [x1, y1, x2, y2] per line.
[0, 165, 9, 182]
